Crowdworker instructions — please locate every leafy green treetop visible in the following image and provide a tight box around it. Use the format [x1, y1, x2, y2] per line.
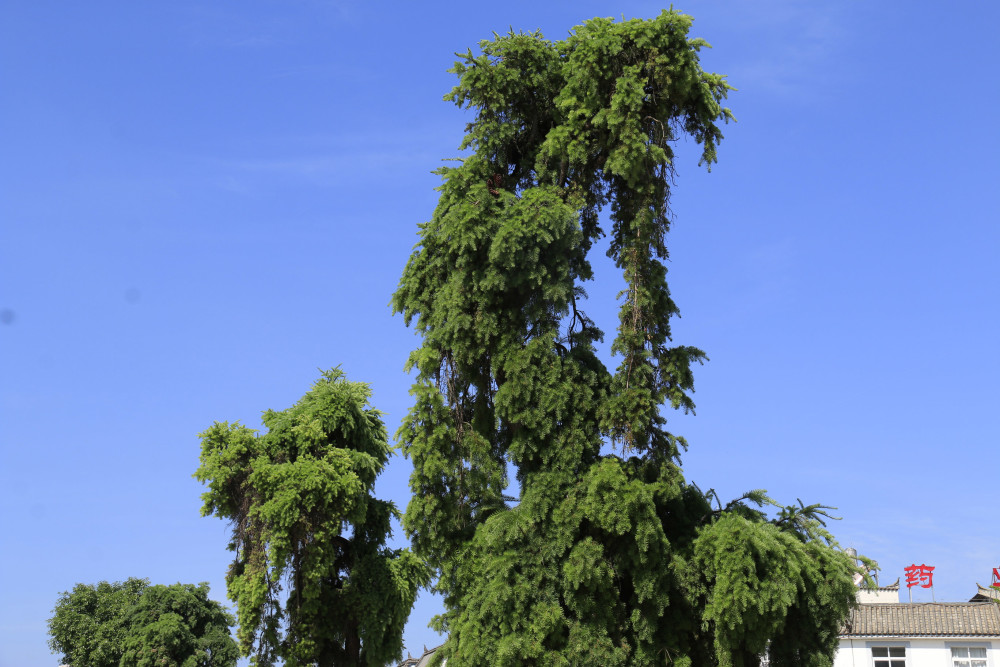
[393, 10, 858, 666]
[47, 578, 238, 667]
[195, 369, 428, 667]
[49, 577, 148, 667]
[119, 583, 240, 667]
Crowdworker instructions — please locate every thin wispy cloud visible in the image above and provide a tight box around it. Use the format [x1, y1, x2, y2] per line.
[715, 0, 853, 98]
[264, 61, 373, 81]
[222, 34, 276, 48]
[234, 146, 436, 172]
[204, 148, 439, 192]
[178, 1, 356, 50]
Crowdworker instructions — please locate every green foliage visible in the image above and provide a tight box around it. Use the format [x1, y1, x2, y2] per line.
[47, 578, 237, 667]
[48, 577, 148, 667]
[394, 10, 861, 666]
[195, 369, 428, 667]
[119, 583, 239, 667]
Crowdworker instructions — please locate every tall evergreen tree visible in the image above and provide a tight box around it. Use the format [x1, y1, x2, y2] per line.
[394, 10, 858, 666]
[195, 369, 428, 667]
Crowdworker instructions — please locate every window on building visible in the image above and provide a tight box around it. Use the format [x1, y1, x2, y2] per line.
[871, 645, 906, 667]
[951, 646, 988, 667]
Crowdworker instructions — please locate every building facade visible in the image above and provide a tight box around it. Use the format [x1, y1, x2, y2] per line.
[834, 585, 1000, 667]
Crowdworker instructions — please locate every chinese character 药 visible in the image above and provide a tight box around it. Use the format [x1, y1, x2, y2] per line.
[904, 563, 934, 588]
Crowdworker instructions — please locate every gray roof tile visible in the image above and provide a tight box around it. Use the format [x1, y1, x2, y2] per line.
[843, 602, 1000, 637]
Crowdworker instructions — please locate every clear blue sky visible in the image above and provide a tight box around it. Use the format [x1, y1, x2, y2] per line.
[2, 1, 997, 664]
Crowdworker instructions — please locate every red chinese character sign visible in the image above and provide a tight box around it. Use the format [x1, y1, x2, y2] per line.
[992, 567, 1000, 589]
[904, 563, 935, 588]
[904, 563, 935, 602]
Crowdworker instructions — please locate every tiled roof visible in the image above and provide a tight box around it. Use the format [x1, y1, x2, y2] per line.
[843, 602, 1000, 637]
[398, 643, 443, 667]
[866, 577, 900, 591]
[970, 584, 1000, 603]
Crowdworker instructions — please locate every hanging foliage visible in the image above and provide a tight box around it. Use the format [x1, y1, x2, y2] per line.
[196, 369, 428, 667]
[394, 9, 859, 667]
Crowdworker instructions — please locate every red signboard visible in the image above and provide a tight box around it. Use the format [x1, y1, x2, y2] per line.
[992, 567, 1000, 588]
[904, 563, 934, 588]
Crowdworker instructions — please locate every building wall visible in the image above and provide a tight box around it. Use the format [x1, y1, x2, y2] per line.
[857, 588, 900, 604]
[833, 638, 996, 667]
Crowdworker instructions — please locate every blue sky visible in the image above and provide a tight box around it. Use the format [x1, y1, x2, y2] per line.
[2, 1, 998, 664]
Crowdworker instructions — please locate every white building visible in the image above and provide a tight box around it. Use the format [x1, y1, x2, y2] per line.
[834, 583, 1000, 667]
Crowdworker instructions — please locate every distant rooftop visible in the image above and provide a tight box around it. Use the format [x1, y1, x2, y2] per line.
[398, 643, 443, 667]
[970, 584, 1000, 603]
[864, 577, 900, 592]
[843, 602, 1000, 638]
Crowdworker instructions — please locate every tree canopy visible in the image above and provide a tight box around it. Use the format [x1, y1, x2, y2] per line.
[195, 369, 428, 667]
[393, 10, 858, 666]
[47, 578, 237, 667]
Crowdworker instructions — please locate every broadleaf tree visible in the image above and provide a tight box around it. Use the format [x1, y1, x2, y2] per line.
[119, 583, 241, 667]
[47, 578, 238, 667]
[195, 369, 428, 667]
[393, 10, 859, 667]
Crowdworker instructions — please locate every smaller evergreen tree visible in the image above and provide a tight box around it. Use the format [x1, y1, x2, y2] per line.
[195, 369, 427, 667]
